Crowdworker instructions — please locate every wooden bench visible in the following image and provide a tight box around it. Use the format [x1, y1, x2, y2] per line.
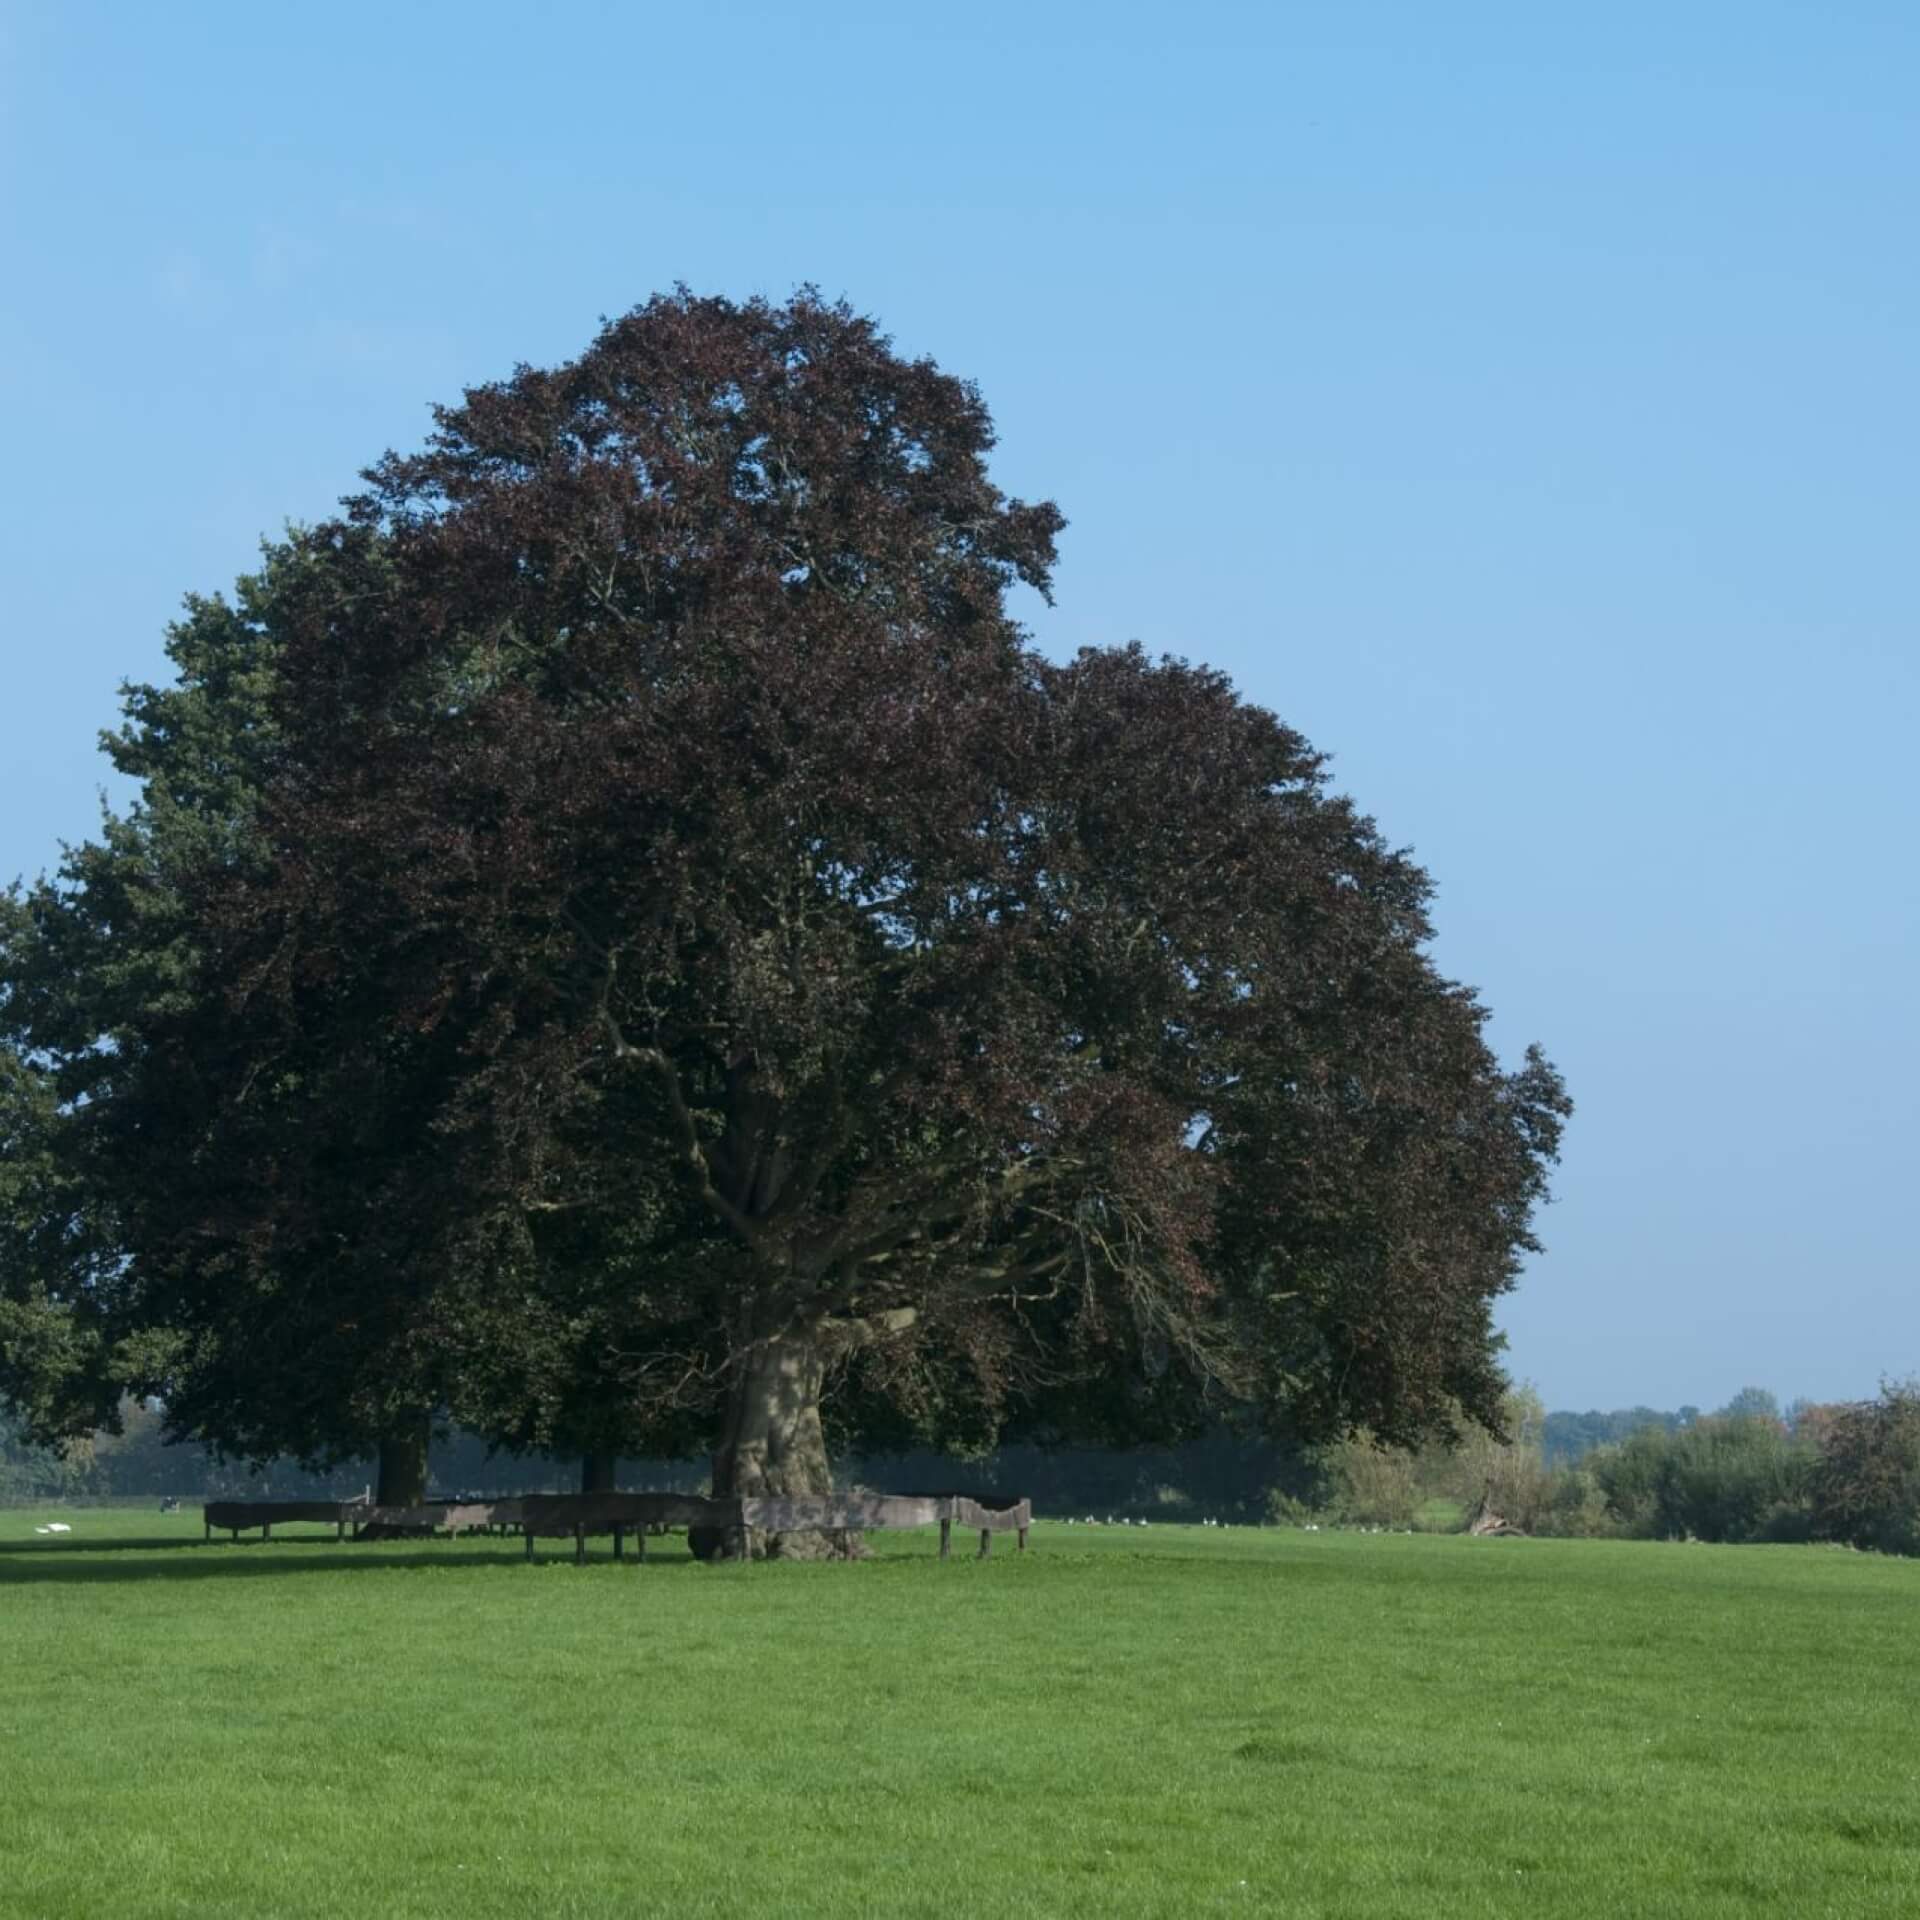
[201, 1491, 1033, 1560]
[203, 1500, 367, 1542]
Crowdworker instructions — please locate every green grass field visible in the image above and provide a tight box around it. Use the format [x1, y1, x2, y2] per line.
[3, 1511, 1915, 1918]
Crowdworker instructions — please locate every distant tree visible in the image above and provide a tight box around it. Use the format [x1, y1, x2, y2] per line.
[1716, 1386, 1783, 1426]
[0, 1404, 99, 1501]
[1542, 1405, 1687, 1467]
[1809, 1382, 1920, 1556]
[1593, 1415, 1814, 1543]
[1668, 1417, 1813, 1542]
[1541, 1409, 1606, 1466]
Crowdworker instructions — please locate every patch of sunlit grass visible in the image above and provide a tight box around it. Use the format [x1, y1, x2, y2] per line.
[3, 1509, 1915, 1917]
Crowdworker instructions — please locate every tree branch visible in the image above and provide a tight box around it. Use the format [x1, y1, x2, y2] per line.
[568, 914, 766, 1255]
[625, 1040, 764, 1251]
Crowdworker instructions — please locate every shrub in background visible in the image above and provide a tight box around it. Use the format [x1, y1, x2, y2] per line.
[1590, 1427, 1666, 1535]
[1421, 1385, 1554, 1531]
[1327, 1435, 1421, 1527]
[1265, 1488, 1320, 1527]
[1810, 1381, 1920, 1556]
[1538, 1462, 1620, 1538]
[1591, 1416, 1815, 1543]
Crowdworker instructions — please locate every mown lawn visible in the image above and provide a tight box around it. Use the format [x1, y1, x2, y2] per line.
[2, 1509, 1915, 1917]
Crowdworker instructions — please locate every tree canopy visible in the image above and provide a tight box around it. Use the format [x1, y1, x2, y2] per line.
[0, 290, 1568, 1550]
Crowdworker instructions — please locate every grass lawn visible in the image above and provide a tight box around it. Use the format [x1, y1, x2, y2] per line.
[2, 1510, 1915, 1918]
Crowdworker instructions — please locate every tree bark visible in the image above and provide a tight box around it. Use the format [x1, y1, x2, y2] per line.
[375, 1413, 431, 1506]
[689, 1324, 864, 1561]
[581, 1449, 618, 1494]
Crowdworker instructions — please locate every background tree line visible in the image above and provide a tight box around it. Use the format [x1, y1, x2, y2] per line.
[1298, 1381, 1920, 1556]
[10, 1382, 1918, 1559]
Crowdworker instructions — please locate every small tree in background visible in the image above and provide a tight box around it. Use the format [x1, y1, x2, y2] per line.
[1590, 1426, 1667, 1534]
[1810, 1382, 1920, 1556]
[1325, 1438, 1420, 1529]
[1441, 1384, 1551, 1529]
[1591, 1416, 1815, 1543]
[1715, 1386, 1784, 1427]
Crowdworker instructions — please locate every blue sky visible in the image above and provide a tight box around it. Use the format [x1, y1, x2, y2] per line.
[2, 1, 1914, 1412]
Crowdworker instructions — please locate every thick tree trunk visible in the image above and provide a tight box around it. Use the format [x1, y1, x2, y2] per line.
[375, 1414, 431, 1507]
[689, 1326, 864, 1561]
[581, 1449, 618, 1494]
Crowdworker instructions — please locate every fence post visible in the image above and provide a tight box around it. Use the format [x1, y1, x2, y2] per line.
[939, 1518, 952, 1560]
[525, 1527, 535, 1562]
[978, 1528, 992, 1560]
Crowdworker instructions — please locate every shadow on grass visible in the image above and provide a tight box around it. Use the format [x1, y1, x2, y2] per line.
[0, 1536, 703, 1584]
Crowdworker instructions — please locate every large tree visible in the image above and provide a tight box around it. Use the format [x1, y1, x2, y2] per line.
[6, 291, 1567, 1552]
[89, 289, 1566, 1555]
[0, 536, 750, 1501]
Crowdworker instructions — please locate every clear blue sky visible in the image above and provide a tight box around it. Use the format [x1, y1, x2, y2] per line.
[3, 2, 1914, 1413]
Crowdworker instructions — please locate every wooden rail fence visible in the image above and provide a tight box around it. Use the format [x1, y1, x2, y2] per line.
[201, 1491, 1032, 1560]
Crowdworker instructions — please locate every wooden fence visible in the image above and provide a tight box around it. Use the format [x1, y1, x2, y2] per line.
[201, 1491, 1031, 1560]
